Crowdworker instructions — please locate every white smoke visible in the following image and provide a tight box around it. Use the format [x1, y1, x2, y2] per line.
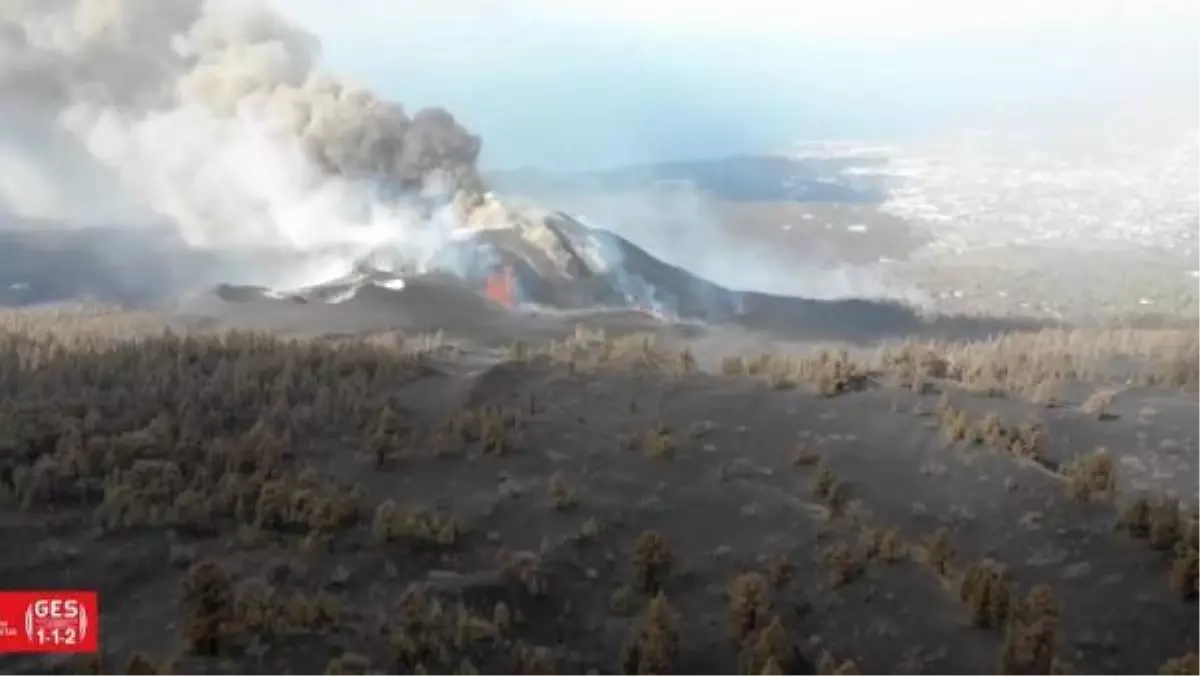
[0, 0, 482, 288]
[556, 185, 927, 304]
[0, 145, 62, 221]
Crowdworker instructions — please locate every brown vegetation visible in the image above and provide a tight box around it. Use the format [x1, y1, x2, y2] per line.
[1062, 448, 1117, 502]
[999, 585, 1061, 675]
[959, 559, 1013, 629]
[621, 593, 680, 675]
[632, 530, 674, 594]
[727, 572, 773, 644]
[0, 309, 1194, 674]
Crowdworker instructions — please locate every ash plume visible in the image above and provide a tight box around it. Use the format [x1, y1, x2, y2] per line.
[0, 0, 923, 324]
[0, 0, 482, 262]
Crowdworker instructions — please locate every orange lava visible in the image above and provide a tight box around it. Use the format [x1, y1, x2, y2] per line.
[484, 265, 516, 308]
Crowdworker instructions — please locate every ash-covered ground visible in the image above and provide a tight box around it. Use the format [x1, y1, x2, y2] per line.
[0, 299, 1196, 675]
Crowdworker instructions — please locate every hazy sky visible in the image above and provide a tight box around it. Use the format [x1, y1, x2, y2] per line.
[279, 0, 1199, 171]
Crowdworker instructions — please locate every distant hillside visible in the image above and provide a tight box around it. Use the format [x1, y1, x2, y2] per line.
[486, 154, 888, 203]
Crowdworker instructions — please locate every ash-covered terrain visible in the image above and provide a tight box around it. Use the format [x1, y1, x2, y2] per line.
[0, 1, 1197, 675]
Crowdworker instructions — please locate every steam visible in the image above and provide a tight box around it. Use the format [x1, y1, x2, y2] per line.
[0, 0, 482, 280]
[563, 186, 923, 304]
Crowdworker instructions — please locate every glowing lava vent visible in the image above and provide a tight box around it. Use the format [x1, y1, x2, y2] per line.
[483, 265, 516, 308]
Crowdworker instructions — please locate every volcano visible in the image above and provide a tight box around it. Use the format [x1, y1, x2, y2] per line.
[207, 195, 745, 317]
[195, 194, 942, 342]
[0, 192, 1001, 344]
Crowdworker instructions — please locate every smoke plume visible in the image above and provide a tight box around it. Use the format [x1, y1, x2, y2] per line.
[0, 0, 923, 316]
[0, 0, 482, 274]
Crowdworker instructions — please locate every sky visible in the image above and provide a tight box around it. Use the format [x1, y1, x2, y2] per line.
[277, 0, 1199, 171]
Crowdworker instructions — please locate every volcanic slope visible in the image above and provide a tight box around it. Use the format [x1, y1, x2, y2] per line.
[188, 201, 1044, 348]
[0, 307, 1195, 675]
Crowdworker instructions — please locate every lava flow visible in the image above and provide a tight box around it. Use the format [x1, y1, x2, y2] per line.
[484, 265, 516, 308]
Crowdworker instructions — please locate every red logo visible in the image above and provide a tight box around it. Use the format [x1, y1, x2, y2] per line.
[0, 591, 99, 653]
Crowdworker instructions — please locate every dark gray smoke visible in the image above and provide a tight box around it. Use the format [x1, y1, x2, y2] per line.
[0, 0, 483, 260]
